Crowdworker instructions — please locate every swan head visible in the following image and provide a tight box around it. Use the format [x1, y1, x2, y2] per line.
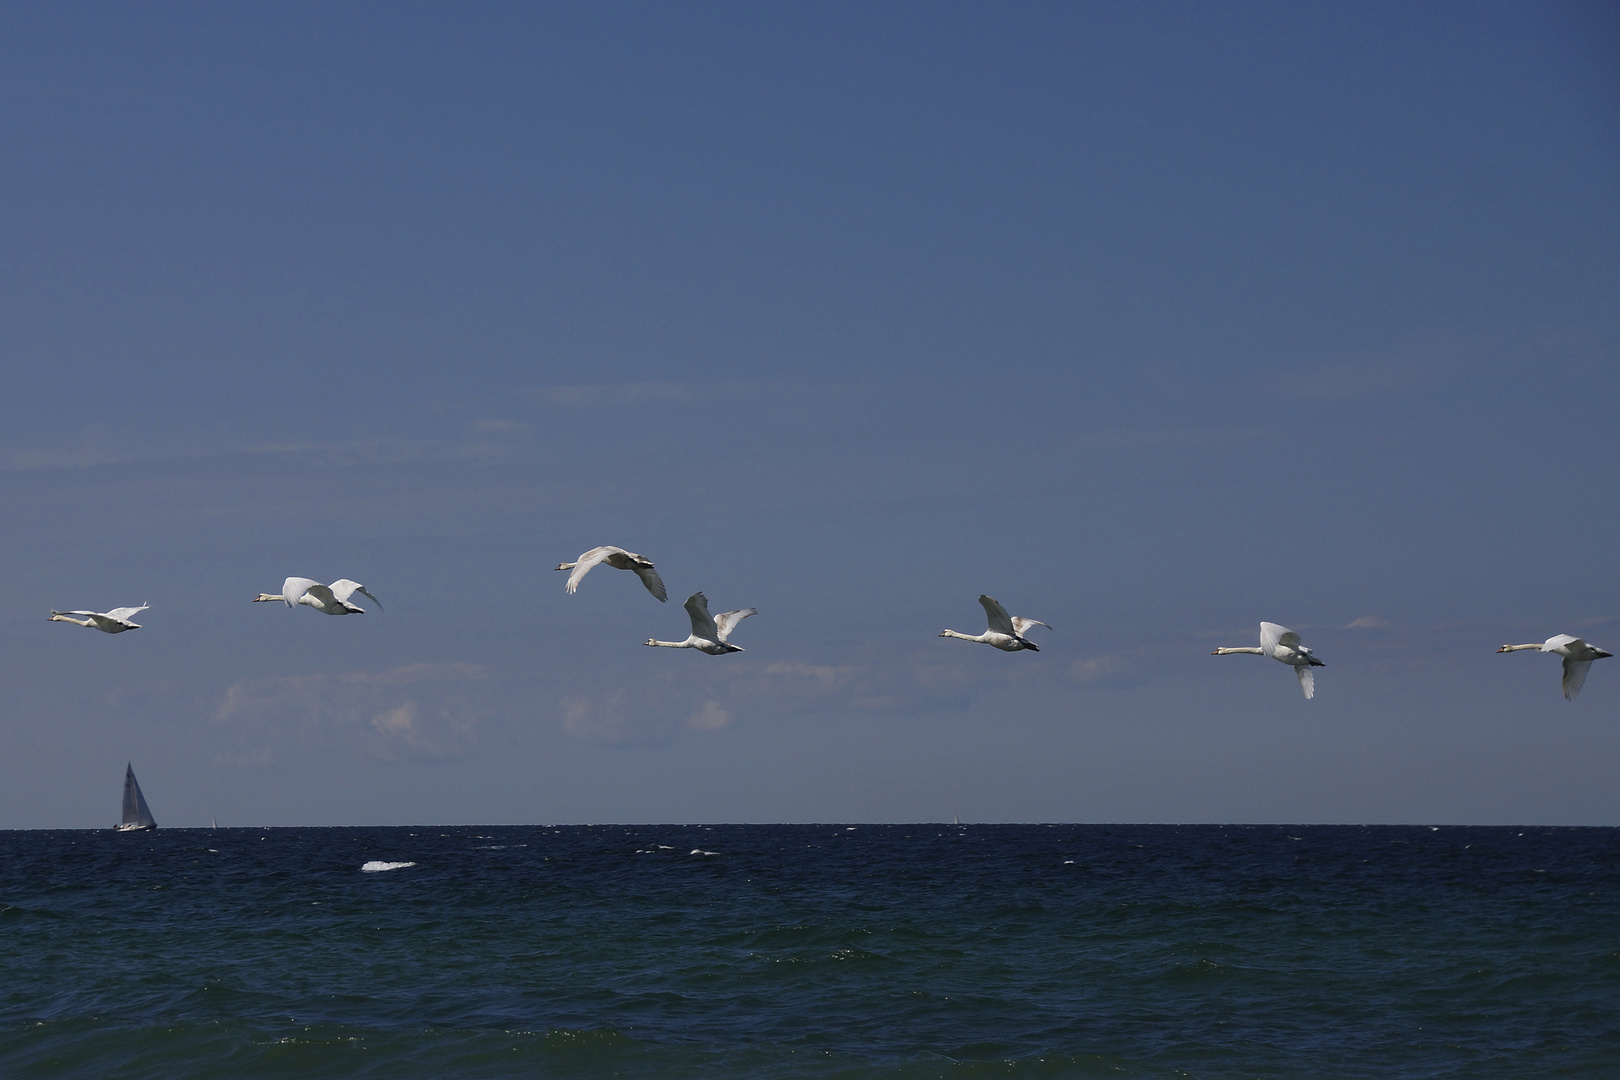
[643, 638, 658, 647]
[554, 562, 574, 572]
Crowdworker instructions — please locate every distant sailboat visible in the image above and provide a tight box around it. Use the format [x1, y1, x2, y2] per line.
[115, 763, 157, 832]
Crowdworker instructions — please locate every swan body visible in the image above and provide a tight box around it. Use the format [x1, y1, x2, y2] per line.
[556, 546, 667, 602]
[645, 592, 754, 654]
[939, 595, 1049, 652]
[253, 577, 381, 615]
[1498, 635, 1612, 700]
[48, 604, 148, 633]
[1213, 622, 1324, 698]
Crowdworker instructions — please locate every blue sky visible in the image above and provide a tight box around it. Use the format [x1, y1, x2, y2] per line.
[2, 2, 1616, 827]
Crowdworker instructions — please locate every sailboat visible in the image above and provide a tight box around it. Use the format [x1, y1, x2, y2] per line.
[115, 762, 157, 832]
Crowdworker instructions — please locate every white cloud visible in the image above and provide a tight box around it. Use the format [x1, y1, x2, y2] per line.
[686, 701, 732, 731]
[1345, 615, 1391, 629]
[214, 663, 493, 762]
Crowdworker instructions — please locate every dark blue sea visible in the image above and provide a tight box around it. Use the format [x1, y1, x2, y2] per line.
[2, 825, 1617, 1078]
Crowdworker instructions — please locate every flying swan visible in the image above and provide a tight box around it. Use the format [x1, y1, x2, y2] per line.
[49, 604, 149, 634]
[939, 595, 1049, 652]
[645, 592, 755, 654]
[1213, 622, 1324, 698]
[556, 546, 667, 602]
[253, 577, 382, 615]
[1498, 634, 1613, 700]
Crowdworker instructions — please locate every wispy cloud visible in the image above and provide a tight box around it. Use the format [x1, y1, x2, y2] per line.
[213, 662, 494, 763]
[1065, 652, 1151, 689]
[550, 653, 1001, 747]
[0, 421, 533, 474]
[529, 383, 694, 409]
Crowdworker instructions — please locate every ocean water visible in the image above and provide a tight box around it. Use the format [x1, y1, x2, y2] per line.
[1, 824, 1617, 1078]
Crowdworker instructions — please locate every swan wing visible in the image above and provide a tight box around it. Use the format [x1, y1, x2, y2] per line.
[1544, 634, 1580, 654]
[303, 583, 338, 609]
[58, 610, 101, 618]
[714, 608, 756, 642]
[1011, 616, 1050, 636]
[1563, 657, 1592, 700]
[281, 578, 321, 607]
[978, 595, 1015, 635]
[633, 565, 668, 602]
[684, 592, 720, 641]
[564, 547, 620, 594]
[329, 580, 381, 609]
[1296, 665, 1315, 700]
[104, 605, 149, 623]
[1260, 622, 1298, 656]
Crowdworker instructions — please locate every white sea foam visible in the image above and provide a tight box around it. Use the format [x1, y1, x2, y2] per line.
[691, 849, 718, 856]
[361, 861, 417, 873]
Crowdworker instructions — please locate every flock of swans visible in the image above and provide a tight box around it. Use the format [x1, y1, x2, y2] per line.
[47, 544, 1612, 702]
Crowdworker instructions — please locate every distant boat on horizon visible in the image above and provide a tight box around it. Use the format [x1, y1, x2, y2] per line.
[114, 763, 157, 832]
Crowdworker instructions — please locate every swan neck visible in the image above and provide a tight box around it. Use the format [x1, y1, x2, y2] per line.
[1213, 646, 1264, 655]
[1498, 643, 1543, 652]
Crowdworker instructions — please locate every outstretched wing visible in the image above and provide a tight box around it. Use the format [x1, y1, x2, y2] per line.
[282, 577, 321, 607]
[303, 583, 338, 609]
[714, 608, 756, 643]
[104, 604, 149, 623]
[978, 595, 1015, 635]
[1260, 622, 1299, 657]
[1296, 665, 1316, 700]
[1563, 657, 1592, 701]
[1545, 634, 1580, 652]
[634, 565, 668, 602]
[684, 592, 719, 641]
[1011, 616, 1050, 636]
[565, 547, 620, 594]
[329, 580, 382, 610]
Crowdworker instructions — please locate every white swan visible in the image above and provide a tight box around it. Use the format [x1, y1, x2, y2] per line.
[1498, 635, 1613, 700]
[939, 595, 1048, 652]
[645, 592, 754, 654]
[1213, 622, 1324, 698]
[556, 546, 667, 602]
[253, 577, 381, 615]
[48, 604, 148, 633]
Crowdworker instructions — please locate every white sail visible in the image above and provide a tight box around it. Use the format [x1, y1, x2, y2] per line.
[116, 763, 157, 832]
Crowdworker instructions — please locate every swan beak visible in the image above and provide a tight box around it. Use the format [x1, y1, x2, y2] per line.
[1496, 645, 1510, 653]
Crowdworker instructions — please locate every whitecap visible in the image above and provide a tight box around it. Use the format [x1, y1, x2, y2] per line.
[360, 861, 417, 873]
[691, 849, 718, 856]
